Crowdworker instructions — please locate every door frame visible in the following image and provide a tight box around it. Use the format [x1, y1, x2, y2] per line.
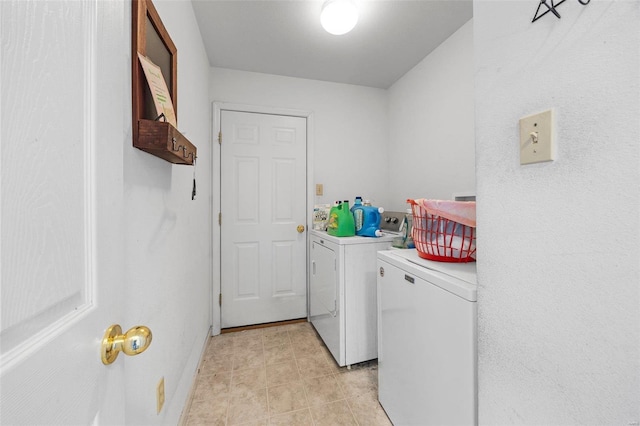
[211, 102, 314, 335]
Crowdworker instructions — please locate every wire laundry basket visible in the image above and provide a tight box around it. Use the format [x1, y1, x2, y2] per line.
[408, 199, 476, 263]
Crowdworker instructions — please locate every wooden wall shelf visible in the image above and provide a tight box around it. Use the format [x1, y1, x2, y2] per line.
[132, 0, 196, 166]
[137, 120, 196, 165]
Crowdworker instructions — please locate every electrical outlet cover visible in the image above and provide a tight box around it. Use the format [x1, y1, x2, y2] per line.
[157, 377, 165, 414]
[519, 109, 555, 165]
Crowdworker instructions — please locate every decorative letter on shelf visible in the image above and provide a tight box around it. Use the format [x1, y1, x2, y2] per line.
[132, 0, 196, 165]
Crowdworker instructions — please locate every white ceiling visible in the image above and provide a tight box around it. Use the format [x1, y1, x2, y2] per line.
[191, 0, 473, 89]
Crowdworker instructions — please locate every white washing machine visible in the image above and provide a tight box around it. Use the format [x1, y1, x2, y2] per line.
[308, 211, 406, 367]
[309, 230, 394, 367]
[377, 249, 477, 425]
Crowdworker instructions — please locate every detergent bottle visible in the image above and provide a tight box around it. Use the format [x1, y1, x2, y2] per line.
[327, 201, 341, 234]
[354, 200, 384, 237]
[350, 196, 363, 213]
[327, 201, 355, 237]
[351, 196, 363, 230]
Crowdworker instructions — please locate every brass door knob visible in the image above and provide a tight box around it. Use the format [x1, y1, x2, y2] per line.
[101, 324, 152, 365]
[297, 225, 305, 233]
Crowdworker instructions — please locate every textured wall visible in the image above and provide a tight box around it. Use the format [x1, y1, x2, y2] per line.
[210, 68, 390, 207]
[387, 20, 476, 209]
[474, 1, 640, 424]
[123, 0, 212, 424]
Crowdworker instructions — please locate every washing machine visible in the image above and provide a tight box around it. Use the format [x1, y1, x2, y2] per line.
[377, 249, 478, 425]
[308, 211, 405, 367]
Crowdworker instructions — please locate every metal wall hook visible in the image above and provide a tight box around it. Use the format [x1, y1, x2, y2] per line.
[532, 0, 590, 23]
[183, 150, 196, 163]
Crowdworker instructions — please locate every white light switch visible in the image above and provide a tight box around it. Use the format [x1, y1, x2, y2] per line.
[519, 109, 555, 165]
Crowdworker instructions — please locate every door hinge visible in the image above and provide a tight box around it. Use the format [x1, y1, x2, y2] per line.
[218, 131, 222, 145]
[218, 212, 221, 225]
[219, 293, 222, 306]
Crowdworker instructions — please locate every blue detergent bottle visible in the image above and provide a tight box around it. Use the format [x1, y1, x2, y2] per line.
[353, 200, 384, 237]
[351, 196, 363, 230]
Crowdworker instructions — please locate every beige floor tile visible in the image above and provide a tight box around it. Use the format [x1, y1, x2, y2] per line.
[335, 367, 378, 399]
[234, 343, 265, 359]
[286, 322, 313, 332]
[227, 388, 269, 425]
[263, 325, 289, 335]
[287, 335, 315, 349]
[347, 394, 392, 426]
[268, 408, 314, 426]
[267, 380, 308, 415]
[200, 354, 235, 375]
[316, 344, 332, 358]
[185, 323, 389, 426]
[233, 348, 266, 371]
[288, 325, 319, 339]
[325, 354, 349, 374]
[208, 334, 235, 351]
[296, 352, 333, 380]
[204, 342, 235, 360]
[192, 371, 232, 402]
[231, 365, 267, 394]
[234, 420, 269, 426]
[186, 398, 227, 426]
[309, 400, 357, 426]
[229, 376, 268, 402]
[322, 351, 345, 374]
[262, 330, 290, 348]
[289, 328, 322, 344]
[229, 385, 266, 405]
[264, 343, 294, 365]
[266, 360, 300, 387]
[232, 328, 264, 340]
[287, 327, 315, 338]
[233, 330, 264, 349]
[303, 374, 345, 407]
[292, 339, 324, 359]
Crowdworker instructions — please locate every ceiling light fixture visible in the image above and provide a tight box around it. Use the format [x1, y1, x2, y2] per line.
[320, 0, 358, 36]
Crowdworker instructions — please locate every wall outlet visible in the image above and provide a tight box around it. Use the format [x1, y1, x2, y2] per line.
[157, 377, 165, 414]
[316, 183, 324, 196]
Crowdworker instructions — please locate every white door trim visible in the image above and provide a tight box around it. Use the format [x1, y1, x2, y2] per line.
[211, 102, 314, 335]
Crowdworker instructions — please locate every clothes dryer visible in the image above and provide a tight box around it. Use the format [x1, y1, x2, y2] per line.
[377, 249, 477, 425]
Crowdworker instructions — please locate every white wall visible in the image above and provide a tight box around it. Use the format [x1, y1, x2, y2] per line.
[123, 0, 212, 424]
[387, 20, 475, 210]
[210, 68, 390, 208]
[474, 1, 639, 424]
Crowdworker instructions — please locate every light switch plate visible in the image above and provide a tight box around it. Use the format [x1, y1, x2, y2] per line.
[316, 184, 323, 196]
[519, 109, 555, 165]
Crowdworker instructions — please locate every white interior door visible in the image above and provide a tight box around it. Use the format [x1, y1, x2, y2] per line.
[1, 1, 127, 423]
[220, 110, 307, 328]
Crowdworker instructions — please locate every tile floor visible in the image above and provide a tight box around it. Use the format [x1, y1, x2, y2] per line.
[183, 322, 392, 425]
